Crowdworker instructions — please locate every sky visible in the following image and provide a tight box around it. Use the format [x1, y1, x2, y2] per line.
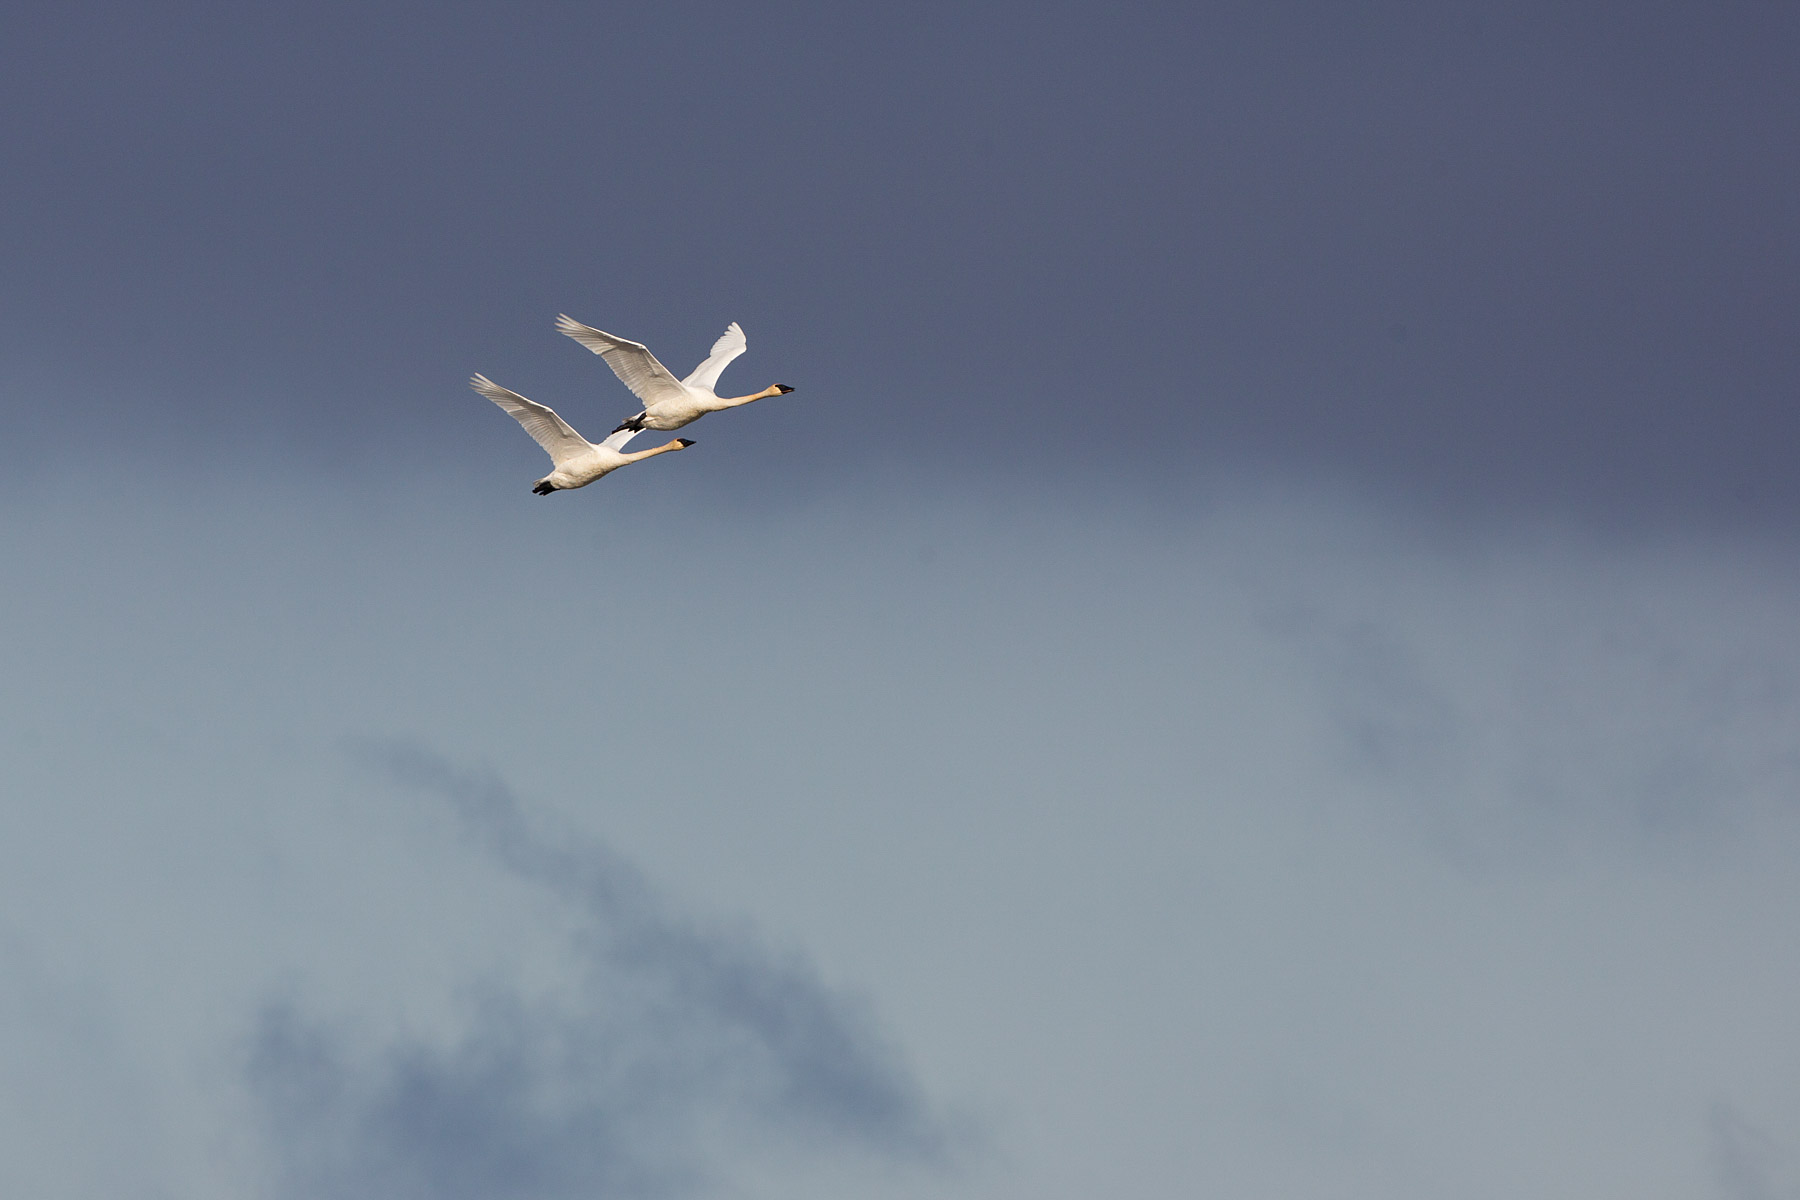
[3, 3, 1799, 1198]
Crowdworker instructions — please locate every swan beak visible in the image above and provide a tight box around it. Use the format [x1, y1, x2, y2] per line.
[676, 438, 696, 447]
[774, 384, 795, 394]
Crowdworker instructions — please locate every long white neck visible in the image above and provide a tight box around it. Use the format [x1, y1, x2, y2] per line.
[622, 439, 690, 463]
[715, 384, 785, 410]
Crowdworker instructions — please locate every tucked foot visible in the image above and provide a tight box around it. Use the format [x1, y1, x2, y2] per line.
[532, 480, 556, 495]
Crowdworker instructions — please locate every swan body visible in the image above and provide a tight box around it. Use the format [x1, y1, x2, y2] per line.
[471, 374, 693, 494]
[555, 314, 794, 434]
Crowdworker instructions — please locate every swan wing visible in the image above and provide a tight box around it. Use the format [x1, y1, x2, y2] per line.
[554, 315, 690, 406]
[597, 426, 642, 453]
[681, 321, 747, 392]
[470, 374, 592, 466]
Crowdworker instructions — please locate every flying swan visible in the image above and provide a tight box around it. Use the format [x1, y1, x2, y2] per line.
[470, 374, 694, 494]
[554, 315, 794, 434]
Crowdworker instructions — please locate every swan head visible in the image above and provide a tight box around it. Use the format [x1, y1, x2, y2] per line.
[773, 384, 795, 395]
[674, 438, 696, 448]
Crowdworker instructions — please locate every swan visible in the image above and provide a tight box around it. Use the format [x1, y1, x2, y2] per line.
[554, 314, 794, 434]
[470, 374, 694, 494]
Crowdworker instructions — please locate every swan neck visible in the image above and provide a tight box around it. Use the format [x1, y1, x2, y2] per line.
[623, 440, 682, 462]
[718, 386, 779, 409]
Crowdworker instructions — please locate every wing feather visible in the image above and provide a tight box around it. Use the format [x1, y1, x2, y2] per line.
[554, 315, 690, 406]
[681, 321, 747, 392]
[470, 374, 592, 466]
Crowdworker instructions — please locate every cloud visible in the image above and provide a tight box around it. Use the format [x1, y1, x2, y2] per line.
[0, 937, 175, 1200]
[1709, 1103, 1799, 1200]
[243, 742, 958, 1200]
[1255, 523, 1800, 868]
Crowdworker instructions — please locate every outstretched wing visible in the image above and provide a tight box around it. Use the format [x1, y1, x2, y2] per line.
[681, 321, 747, 392]
[470, 374, 591, 466]
[554, 315, 690, 406]
[597, 426, 641, 453]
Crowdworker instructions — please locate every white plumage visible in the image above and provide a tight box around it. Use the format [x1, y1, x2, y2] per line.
[470, 374, 694, 494]
[555, 315, 794, 434]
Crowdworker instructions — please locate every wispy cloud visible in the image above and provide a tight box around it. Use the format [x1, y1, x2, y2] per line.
[1259, 534, 1800, 868]
[244, 741, 959, 1200]
[1709, 1103, 1798, 1200]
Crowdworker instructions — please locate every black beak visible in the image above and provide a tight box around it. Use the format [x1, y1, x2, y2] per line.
[677, 438, 696, 447]
[775, 384, 795, 394]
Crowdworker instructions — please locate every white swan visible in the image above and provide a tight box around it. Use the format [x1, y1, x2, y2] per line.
[470, 374, 694, 494]
[555, 315, 794, 434]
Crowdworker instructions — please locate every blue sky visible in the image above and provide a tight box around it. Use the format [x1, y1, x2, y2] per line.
[4, 4, 1799, 1198]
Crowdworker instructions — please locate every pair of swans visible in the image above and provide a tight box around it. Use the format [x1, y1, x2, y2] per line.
[472, 316, 794, 494]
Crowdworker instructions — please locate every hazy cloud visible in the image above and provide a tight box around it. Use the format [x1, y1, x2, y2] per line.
[244, 742, 956, 1200]
[0, 938, 175, 1200]
[1710, 1104, 1799, 1200]
[1257, 527, 1800, 868]
[9, 466, 1800, 1198]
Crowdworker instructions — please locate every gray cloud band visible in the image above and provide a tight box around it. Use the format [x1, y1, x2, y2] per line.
[244, 741, 957, 1200]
